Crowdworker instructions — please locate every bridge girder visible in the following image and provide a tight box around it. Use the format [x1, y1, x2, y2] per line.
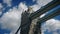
[15, 0, 60, 34]
[34, 7, 60, 34]
[30, 0, 60, 20]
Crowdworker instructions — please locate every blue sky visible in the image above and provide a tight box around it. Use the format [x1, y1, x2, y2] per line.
[0, 0, 60, 34]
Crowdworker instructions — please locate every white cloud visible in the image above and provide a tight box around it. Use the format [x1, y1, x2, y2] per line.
[53, 32, 59, 34]
[0, 3, 3, 16]
[36, 0, 52, 6]
[0, 12, 2, 16]
[41, 19, 60, 34]
[0, 2, 28, 34]
[30, 4, 40, 11]
[33, 0, 36, 2]
[0, 7, 21, 34]
[18, 2, 28, 11]
[31, 0, 52, 11]
[3, 0, 12, 6]
[0, 3, 3, 9]
[40, 13, 46, 18]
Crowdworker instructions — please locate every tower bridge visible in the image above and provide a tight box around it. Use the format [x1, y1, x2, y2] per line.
[15, 0, 60, 34]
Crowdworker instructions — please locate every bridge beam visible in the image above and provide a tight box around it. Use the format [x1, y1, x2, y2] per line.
[34, 7, 60, 34]
[30, 0, 60, 20]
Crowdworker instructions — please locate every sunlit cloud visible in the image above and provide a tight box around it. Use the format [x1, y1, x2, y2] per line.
[3, 0, 12, 7]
